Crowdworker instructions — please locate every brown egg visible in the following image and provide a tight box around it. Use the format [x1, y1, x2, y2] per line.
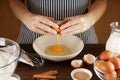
[104, 70, 117, 80]
[95, 60, 104, 72]
[100, 50, 113, 60]
[109, 57, 120, 69]
[116, 68, 120, 75]
[117, 54, 120, 59]
[96, 60, 103, 67]
[96, 60, 115, 73]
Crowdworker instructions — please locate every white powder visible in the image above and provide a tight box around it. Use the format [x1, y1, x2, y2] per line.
[0, 38, 5, 46]
[7, 77, 18, 80]
[0, 45, 18, 79]
[2, 76, 20, 80]
[0, 52, 10, 67]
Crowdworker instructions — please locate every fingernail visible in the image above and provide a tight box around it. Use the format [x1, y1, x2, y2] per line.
[61, 31, 64, 34]
[60, 26, 62, 29]
[60, 26, 65, 30]
[56, 25, 59, 28]
[53, 31, 57, 34]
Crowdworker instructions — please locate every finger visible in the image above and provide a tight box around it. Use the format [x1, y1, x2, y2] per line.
[59, 18, 70, 26]
[46, 33, 53, 35]
[61, 24, 80, 34]
[59, 19, 70, 27]
[61, 26, 85, 35]
[35, 22, 57, 34]
[46, 17, 56, 23]
[39, 18, 59, 28]
[44, 16, 54, 21]
[61, 29, 82, 36]
[60, 19, 79, 30]
[32, 26, 48, 34]
[33, 26, 55, 35]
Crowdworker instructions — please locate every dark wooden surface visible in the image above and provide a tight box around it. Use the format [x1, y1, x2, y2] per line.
[15, 44, 105, 80]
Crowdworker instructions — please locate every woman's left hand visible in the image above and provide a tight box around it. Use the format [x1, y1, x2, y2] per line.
[60, 14, 95, 36]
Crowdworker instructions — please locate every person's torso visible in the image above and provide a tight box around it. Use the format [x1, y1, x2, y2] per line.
[27, 0, 88, 20]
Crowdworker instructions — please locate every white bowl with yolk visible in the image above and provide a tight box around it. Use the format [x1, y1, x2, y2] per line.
[33, 35, 84, 61]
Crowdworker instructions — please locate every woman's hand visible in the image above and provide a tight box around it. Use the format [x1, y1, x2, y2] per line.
[22, 13, 59, 35]
[9, 0, 58, 35]
[60, 0, 107, 36]
[60, 14, 95, 36]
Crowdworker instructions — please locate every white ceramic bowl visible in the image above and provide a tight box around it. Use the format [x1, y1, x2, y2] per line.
[71, 68, 92, 80]
[33, 35, 84, 61]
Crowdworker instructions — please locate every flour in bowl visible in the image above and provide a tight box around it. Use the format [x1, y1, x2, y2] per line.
[0, 45, 18, 79]
[1, 76, 20, 80]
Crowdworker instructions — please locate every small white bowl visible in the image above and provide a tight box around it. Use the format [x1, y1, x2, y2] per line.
[71, 68, 92, 80]
[33, 35, 84, 61]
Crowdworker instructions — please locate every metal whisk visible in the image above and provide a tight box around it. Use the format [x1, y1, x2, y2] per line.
[21, 49, 45, 67]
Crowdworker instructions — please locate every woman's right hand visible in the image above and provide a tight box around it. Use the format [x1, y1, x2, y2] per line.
[22, 13, 59, 35]
[9, 0, 59, 35]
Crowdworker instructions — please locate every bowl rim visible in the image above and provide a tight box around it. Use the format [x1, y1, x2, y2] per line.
[0, 38, 21, 68]
[32, 35, 84, 57]
[71, 68, 93, 80]
[33, 43, 84, 58]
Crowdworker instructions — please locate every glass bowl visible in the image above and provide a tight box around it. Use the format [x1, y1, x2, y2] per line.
[0, 37, 21, 79]
[94, 56, 120, 80]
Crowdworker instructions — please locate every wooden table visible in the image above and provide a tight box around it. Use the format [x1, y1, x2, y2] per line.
[15, 44, 105, 80]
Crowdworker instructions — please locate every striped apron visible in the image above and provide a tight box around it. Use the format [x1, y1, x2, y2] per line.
[17, 0, 98, 44]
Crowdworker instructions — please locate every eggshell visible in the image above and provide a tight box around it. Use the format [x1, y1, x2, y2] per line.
[51, 21, 62, 33]
[71, 59, 83, 68]
[83, 53, 96, 65]
[100, 50, 113, 60]
[109, 57, 120, 69]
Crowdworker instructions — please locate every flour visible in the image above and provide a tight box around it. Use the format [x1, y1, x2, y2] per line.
[0, 38, 5, 46]
[0, 45, 17, 79]
[6, 77, 19, 80]
[0, 52, 11, 67]
[2, 76, 20, 80]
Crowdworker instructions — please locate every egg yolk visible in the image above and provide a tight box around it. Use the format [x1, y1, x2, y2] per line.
[51, 45, 63, 52]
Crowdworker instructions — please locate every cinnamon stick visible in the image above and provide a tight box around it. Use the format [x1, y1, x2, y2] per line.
[33, 74, 56, 79]
[41, 70, 58, 75]
[38, 79, 49, 80]
[33, 70, 58, 80]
